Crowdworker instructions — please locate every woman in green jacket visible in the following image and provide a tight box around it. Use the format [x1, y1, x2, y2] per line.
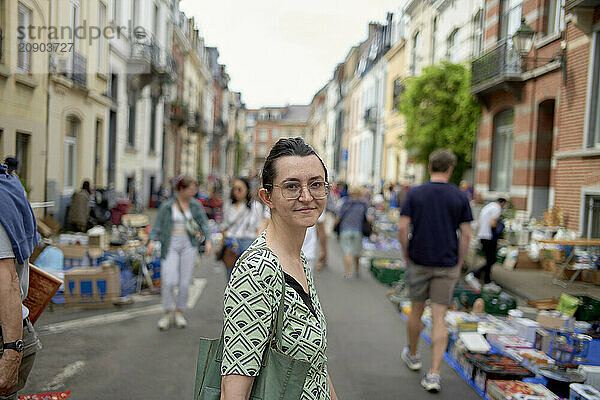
[147, 176, 211, 330]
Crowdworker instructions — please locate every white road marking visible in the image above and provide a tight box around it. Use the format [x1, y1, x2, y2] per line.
[38, 278, 207, 335]
[43, 360, 86, 391]
[187, 278, 207, 309]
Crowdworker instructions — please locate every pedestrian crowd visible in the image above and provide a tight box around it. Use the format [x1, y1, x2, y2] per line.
[0, 143, 508, 399]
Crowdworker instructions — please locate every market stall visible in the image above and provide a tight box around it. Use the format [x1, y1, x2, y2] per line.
[395, 286, 600, 400]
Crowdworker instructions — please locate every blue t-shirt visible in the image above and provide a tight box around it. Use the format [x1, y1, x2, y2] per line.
[400, 181, 472, 267]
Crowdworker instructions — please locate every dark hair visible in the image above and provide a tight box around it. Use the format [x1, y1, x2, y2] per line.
[4, 157, 17, 170]
[428, 149, 457, 173]
[497, 197, 508, 204]
[82, 180, 91, 193]
[262, 137, 328, 190]
[230, 177, 252, 209]
[175, 176, 195, 191]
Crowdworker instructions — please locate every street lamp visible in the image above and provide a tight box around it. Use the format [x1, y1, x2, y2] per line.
[512, 18, 566, 84]
[512, 19, 536, 56]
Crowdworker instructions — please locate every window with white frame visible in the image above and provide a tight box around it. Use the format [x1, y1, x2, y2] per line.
[98, 2, 106, 71]
[473, 9, 484, 57]
[546, 0, 564, 36]
[272, 128, 279, 139]
[17, 2, 32, 72]
[71, 0, 80, 52]
[15, 132, 29, 182]
[447, 28, 460, 63]
[500, 0, 522, 40]
[259, 129, 267, 141]
[258, 144, 266, 157]
[411, 31, 421, 75]
[0, 0, 6, 63]
[583, 195, 600, 239]
[112, 0, 119, 24]
[64, 118, 79, 192]
[588, 31, 600, 148]
[491, 109, 514, 192]
[431, 17, 437, 64]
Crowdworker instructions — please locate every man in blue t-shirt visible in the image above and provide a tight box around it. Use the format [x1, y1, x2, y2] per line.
[398, 149, 473, 393]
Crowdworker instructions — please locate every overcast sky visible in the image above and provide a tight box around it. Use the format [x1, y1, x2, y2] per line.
[179, 0, 400, 109]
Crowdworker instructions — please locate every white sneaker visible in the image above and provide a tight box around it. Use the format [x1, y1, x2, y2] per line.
[174, 311, 187, 328]
[157, 313, 170, 330]
[421, 373, 441, 392]
[465, 272, 481, 291]
[401, 346, 422, 371]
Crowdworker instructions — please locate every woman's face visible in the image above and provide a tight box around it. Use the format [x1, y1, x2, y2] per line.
[267, 155, 327, 228]
[232, 179, 248, 202]
[180, 183, 197, 200]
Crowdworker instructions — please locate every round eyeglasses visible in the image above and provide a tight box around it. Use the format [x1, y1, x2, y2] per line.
[266, 181, 330, 200]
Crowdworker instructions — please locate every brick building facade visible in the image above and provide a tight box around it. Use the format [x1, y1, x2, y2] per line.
[554, 4, 600, 236]
[472, 0, 570, 219]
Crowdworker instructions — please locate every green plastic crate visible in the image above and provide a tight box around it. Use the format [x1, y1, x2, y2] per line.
[453, 285, 481, 309]
[483, 292, 517, 315]
[369, 259, 405, 286]
[573, 295, 600, 322]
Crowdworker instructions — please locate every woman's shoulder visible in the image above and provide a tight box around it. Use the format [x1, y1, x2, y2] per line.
[157, 198, 174, 214]
[237, 242, 279, 281]
[190, 198, 207, 212]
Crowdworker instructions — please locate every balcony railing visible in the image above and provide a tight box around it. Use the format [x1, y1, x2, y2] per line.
[187, 111, 202, 132]
[471, 39, 521, 90]
[169, 102, 187, 124]
[565, 0, 600, 10]
[72, 52, 87, 86]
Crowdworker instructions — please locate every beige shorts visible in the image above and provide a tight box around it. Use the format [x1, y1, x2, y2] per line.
[406, 261, 460, 306]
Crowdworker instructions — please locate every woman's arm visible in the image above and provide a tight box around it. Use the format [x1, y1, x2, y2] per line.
[221, 374, 255, 400]
[149, 205, 166, 242]
[328, 373, 339, 400]
[193, 201, 211, 240]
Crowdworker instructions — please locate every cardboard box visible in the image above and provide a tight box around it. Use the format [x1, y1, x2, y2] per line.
[36, 215, 61, 238]
[516, 251, 541, 270]
[536, 311, 574, 331]
[581, 270, 600, 285]
[64, 265, 120, 308]
[56, 244, 87, 259]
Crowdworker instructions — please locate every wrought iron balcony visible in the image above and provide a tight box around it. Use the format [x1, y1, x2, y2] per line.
[565, 0, 600, 10]
[471, 39, 522, 94]
[187, 111, 202, 132]
[169, 102, 187, 124]
[69, 52, 87, 86]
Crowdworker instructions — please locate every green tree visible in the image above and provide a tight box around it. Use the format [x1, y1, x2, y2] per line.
[398, 61, 481, 184]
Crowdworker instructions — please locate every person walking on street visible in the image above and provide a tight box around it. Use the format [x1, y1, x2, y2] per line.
[398, 149, 473, 393]
[0, 163, 41, 400]
[465, 196, 508, 289]
[220, 177, 263, 281]
[147, 176, 212, 330]
[221, 138, 339, 400]
[67, 180, 92, 232]
[336, 187, 369, 279]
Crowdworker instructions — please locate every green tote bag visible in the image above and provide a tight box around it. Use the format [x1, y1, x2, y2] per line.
[194, 248, 311, 400]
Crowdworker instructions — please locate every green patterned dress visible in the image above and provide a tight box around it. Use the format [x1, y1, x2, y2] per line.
[221, 233, 330, 399]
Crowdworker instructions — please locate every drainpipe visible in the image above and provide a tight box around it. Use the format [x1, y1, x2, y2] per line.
[43, 0, 52, 216]
[525, 0, 544, 216]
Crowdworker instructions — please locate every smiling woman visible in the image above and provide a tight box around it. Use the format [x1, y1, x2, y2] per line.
[219, 138, 339, 400]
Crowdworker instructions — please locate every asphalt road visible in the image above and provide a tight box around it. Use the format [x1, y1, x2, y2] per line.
[22, 236, 480, 400]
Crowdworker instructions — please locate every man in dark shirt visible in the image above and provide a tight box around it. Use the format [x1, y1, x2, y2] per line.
[398, 149, 473, 393]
